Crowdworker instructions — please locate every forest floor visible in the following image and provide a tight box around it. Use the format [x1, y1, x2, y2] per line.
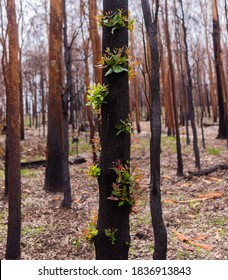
[0, 120, 227, 260]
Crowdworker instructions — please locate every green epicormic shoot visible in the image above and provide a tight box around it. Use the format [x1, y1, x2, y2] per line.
[86, 83, 109, 110]
[97, 47, 138, 79]
[116, 119, 132, 135]
[87, 164, 101, 178]
[105, 228, 118, 245]
[108, 160, 143, 208]
[96, 9, 134, 34]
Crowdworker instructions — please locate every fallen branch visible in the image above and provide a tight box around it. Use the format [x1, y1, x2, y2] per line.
[20, 157, 86, 169]
[163, 192, 226, 204]
[188, 163, 228, 177]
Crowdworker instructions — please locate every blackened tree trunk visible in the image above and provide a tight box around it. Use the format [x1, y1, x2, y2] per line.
[141, 0, 167, 260]
[95, 0, 131, 260]
[5, 0, 21, 259]
[212, 0, 227, 139]
[164, 0, 183, 176]
[62, 0, 71, 207]
[44, 0, 64, 192]
[179, 0, 200, 168]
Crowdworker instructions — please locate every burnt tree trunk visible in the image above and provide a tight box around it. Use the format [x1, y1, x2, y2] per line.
[141, 0, 167, 260]
[62, 0, 71, 207]
[212, 0, 227, 139]
[44, 0, 64, 192]
[95, 0, 131, 260]
[164, 0, 183, 176]
[179, 0, 200, 168]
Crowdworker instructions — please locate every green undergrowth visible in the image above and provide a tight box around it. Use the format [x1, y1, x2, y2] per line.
[207, 147, 223, 155]
[21, 169, 37, 178]
[161, 136, 176, 153]
[21, 225, 46, 237]
[0, 170, 4, 179]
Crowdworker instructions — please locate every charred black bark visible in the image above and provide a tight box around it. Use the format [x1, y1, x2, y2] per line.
[179, 0, 200, 169]
[95, 0, 131, 260]
[141, 0, 167, 260]
[62, 0, 72, 207]
[212, 19, 227, 139]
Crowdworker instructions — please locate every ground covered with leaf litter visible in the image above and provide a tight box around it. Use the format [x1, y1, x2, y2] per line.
[0, 122, 227, 260]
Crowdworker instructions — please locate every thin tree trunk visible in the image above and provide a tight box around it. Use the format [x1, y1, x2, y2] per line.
[141, 0, 167, 260]
[19, 48, 24, 140]
[212, 0, 227, 140]
[179, 0, 200, 169]
[164, 0, 183, 176]
[40, 67, 46, 138]
[130, 31, 141, 133]
[62, 0, 71, 207]
[178, 30, 190, 145]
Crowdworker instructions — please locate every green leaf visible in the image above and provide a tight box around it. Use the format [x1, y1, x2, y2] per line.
[113, 65, 127, 73]
[118, 201, 125, 207]
[105, 68, 114, 76]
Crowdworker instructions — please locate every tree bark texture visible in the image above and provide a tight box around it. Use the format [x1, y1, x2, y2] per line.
[44, 0, 64, 192]
[164, 0, 183, 176]
[5, 0, 21, 260]
[141, 0, 167, 260]
[212, 0, 227, 139]
[95, 0, 131, 260]
[179, 0, 200, 168]
[62, 0, 71, 207]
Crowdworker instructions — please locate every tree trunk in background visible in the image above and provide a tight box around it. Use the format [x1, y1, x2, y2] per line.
[130, 31, 141, 133]
[179, 0, 200, 169]
[212, 0, 227, 140]
[134, 76, 141, 133]
[89, 0, 102, 84]
[82, 2, 97, 162]
[83, 40, 97, 162]
[178, 27, 190, 145]
[5, 0, 21, 260]
[40, 67, 46, 138]
[225, 0, 228, 33]
[95, 0, 131, 260]
[160, 13, 174, 136]
[62, 0, 71, 207]
[68, 47, 75, 131]
[174, 28, 185, 126]
[0, 26, 10, 196]
[19, 48, 24, 140]
[164, 0, 183, 176]
[44, 0, 64, 193]
[202, 2, 218, 123]
[141, 0, 167, 260]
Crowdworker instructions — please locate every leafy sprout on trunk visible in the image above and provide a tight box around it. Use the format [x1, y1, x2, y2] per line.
[86, 83, 109, 110]
[116, 119, 132, 135]
[97, 47, 139, 79]
[84, 215, 98, 244]
[104, 228, 118, 245]
[87, 164, 101, 178]
[96, 9, 134, 34]
[107, 160, 143, 210]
